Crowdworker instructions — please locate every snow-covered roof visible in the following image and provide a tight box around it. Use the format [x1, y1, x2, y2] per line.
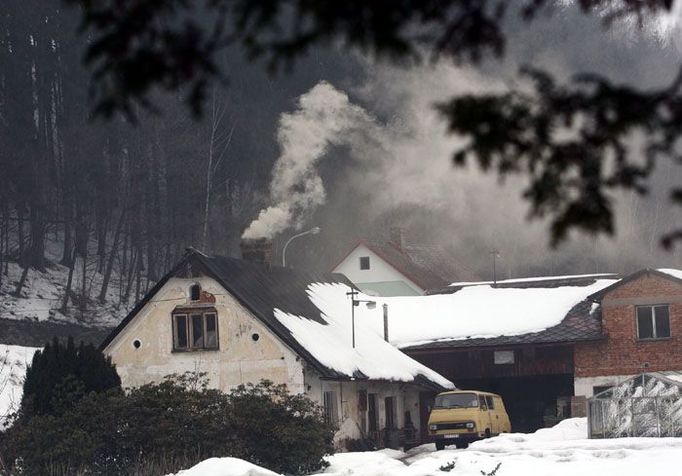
[657, 268, 682, 281]
[275, 284, 453, 389]
[451, 273, 618, 287]
[102, 251, 454, 390]
[318, 277, 619, 350]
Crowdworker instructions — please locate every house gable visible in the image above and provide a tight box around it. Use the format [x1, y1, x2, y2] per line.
[575, 270, 682, 385]
[331, 243, 424, 296]
[105, 274, 306, 393]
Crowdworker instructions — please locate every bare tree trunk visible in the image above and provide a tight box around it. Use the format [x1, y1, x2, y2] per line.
[99, 207, 125, 302]
[17, 205, 25, 259]
[13, 265, 29, 297]
[80, 251, 87, 313]
[123, 248, 138, 304]
[202, 89, 218, 251]
[61, 244, 76, 314]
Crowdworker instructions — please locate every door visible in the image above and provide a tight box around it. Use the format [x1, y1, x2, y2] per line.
[419, 391, 435, 443]
[479, 395, 493, 435]
[368, 393, 379, 442]
[385, 396, 396, 429]
[485, 395, 499, 434]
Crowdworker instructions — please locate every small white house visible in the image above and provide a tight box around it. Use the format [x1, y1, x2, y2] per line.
[331, 229, 474, 296]
[100, 247, 452, 449]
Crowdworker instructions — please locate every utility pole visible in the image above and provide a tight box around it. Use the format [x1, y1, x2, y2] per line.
[490, 249, 500, 286]
[346, 289, 376, 348]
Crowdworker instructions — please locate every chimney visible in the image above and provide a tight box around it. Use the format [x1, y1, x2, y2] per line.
[389, 227, 405, 251]
[383, 303, 389, 342]
[240, 238, 273, 265]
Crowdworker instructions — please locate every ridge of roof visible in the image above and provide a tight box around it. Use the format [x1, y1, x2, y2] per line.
[587, 268, 682, 301]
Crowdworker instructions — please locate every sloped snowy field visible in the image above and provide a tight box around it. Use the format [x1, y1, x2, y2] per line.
[170, 419, 682, 476]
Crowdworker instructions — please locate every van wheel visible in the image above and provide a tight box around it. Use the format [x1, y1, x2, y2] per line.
[485, 429, 491, 438]
[455, 441, 468, 449]
[435, 441, 445, 451]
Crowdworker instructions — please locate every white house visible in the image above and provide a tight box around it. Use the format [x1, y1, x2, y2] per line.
[100, 246, 453, 449]
[331, 228, 474, 297]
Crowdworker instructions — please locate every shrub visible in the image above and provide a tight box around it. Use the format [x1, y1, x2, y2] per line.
[1, 374, 335, 475]
[20, 337, 121, 419]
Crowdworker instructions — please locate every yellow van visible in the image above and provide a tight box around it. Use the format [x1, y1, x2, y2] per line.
[428, 390, 511, 450]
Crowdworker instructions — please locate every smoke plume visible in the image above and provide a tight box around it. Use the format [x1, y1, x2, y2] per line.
[242, 81, 381, 239]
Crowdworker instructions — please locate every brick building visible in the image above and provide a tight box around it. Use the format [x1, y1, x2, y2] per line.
[383, 269, 682, 435]
[574, 269, 682, 398]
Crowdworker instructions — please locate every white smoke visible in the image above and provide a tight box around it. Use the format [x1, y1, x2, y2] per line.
[242, 81, 381, 239]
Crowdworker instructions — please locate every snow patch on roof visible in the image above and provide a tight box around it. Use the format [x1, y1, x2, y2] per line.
[274, 283, 454, 389]
[342, 279, 618, 349]
[451, 273, 618, 287]
[657, 268, 682, 281]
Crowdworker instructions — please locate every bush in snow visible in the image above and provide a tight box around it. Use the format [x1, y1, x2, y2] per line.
[1, 373, 334, 475]
[19, 336, 121, 419]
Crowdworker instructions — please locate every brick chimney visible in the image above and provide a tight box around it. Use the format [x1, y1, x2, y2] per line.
[240, 238, 273, 265]
[389, 227, 405, 251]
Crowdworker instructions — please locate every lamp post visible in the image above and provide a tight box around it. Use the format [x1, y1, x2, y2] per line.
[281, 226, 321, 267]
[346, 289, 376, 348]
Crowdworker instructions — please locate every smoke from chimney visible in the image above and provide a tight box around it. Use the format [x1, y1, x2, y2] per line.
[242, 81, 380, 240]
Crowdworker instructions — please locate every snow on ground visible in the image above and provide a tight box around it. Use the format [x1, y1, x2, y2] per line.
[168, 457, 281, 476]
[301, 279, 617, 350]
[168, 419, 682, 476]
[322, 418, 682, 476]
[0, 344, 40, 427]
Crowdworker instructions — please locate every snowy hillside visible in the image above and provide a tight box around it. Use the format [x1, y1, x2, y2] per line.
[0, 238, 139, 328]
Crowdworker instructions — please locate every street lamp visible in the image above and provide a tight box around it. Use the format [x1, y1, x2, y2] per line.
[281, 226, 321, 267]
[346, 289, 376, 348]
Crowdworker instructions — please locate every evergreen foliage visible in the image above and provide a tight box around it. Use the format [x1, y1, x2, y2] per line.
[19, 337, 121, 419]
[1, 374, 335, 476]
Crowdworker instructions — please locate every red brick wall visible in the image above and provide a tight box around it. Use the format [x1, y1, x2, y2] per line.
[575, 273, 682, 377]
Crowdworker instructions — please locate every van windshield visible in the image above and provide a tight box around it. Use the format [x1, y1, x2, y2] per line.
[434, 393, 479, 409]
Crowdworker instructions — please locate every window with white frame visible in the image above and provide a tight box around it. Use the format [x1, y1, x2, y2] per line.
[172, 309, 218, 350]
[636, 305, 670, 340]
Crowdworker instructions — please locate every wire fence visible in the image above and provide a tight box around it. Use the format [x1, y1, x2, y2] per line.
[588, 374, 682, 438]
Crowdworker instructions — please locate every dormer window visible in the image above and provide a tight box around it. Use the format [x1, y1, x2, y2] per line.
[190, 283, 201, 301]
[172, 309, 218, 351]
[360, 256, 370, 270]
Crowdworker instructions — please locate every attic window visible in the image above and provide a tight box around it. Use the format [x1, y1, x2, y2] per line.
[360, 256, 370, 270]
[190, 284, 201, 301]
[636, 305, 670, 340]
[173, 310, 218, 351]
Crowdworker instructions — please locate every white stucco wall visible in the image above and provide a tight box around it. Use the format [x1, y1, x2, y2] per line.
[304, 369, 423, 446]
[332, 244, 424, 296]
[575, 375, 637, 398]
[104, 276, 306, 394]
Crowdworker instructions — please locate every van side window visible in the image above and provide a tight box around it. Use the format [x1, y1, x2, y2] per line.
[479, 395, 488, 410]
[485, 396, 495, 409]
